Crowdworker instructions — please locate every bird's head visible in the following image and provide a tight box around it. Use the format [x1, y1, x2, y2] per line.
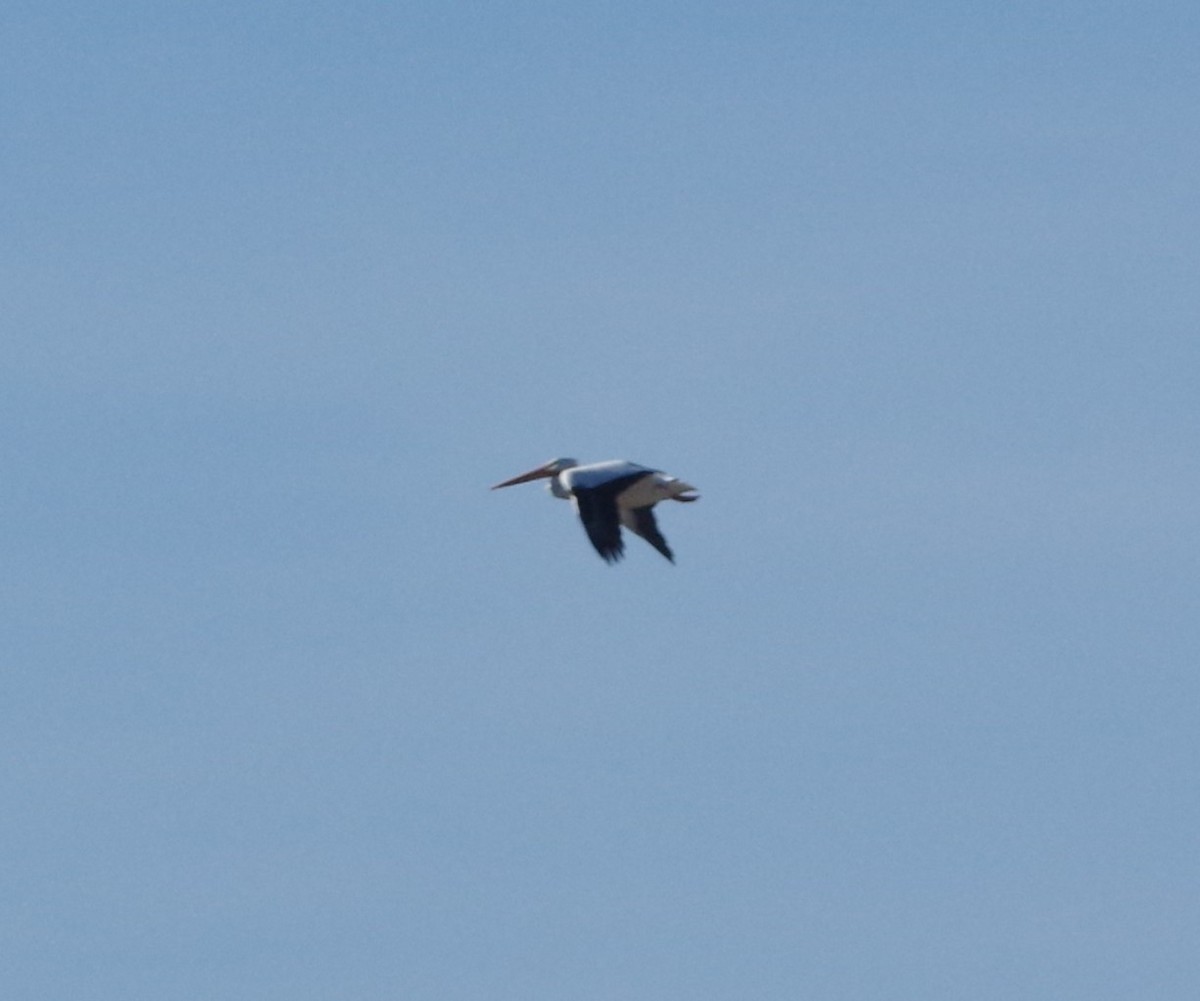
[490, 458, 578, 490]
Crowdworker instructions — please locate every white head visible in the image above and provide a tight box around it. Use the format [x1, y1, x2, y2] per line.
[490, 458, 579, 491]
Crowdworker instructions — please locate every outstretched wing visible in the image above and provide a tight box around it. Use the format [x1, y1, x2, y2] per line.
[572, 487, 625, 563]
[570, 471, 655, 563]
[620, 505, 674, 563]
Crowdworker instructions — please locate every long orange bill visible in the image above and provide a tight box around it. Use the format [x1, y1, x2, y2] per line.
[490, 465, 555, 490]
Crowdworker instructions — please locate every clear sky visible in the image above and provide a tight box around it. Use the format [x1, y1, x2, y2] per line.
[4, 3, 1199, 998]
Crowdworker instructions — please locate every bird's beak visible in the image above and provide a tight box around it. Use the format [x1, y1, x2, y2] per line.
[491, 463, 556, 490]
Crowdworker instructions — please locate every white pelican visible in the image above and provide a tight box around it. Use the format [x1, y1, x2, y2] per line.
[491, 458, 699, 563]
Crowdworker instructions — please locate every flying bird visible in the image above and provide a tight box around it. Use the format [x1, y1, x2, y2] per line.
[491, 458, 699, 563]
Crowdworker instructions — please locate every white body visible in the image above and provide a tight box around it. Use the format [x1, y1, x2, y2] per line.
[559, 460, 697, 505]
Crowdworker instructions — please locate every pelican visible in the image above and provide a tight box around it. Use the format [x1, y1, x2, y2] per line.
[491, 458, 699, 563]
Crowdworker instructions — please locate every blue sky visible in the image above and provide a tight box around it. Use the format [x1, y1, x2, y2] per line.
[4, 3, 1199, 998]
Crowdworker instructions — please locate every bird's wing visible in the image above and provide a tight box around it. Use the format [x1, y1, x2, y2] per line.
[571, 471, 652, 563]
[620, 504, 674, 563]
[572, 487, 625, 563]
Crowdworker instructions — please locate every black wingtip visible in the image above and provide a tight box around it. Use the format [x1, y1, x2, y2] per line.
[596, 544, 625, 564]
